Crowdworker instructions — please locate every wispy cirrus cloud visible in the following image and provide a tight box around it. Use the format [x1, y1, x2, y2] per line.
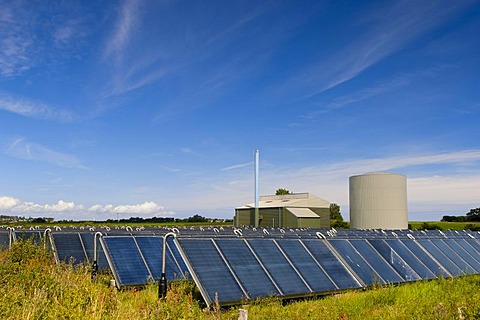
[0, 1, 91, 77]
[0, 93, 75, 121]
[103, 0, 141, 64]
[4, 138, 87, 169]
[302, 64, 455, 119]
[0, 2, 33, 76]
[276, 0, 475, 99]
[221, 162, 253, 171]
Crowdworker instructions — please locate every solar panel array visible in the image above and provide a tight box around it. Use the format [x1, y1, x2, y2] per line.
[1, 226, 479, 308]
[175, 228, 480, 306]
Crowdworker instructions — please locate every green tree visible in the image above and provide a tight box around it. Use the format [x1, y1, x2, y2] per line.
[275, 188, 291, 195]
[330, 203, 349, 228]
[329, 203, 343, 220]
[466, 207, 480, 222]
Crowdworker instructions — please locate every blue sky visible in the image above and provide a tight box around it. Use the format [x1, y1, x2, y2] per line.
[1, 0, 480, 222]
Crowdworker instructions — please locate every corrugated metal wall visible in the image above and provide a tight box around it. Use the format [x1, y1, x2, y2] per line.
[349, 173, 408, 229]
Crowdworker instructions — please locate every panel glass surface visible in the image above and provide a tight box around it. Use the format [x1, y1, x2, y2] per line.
[215, 239, 280, 298]
[52, 233, 87, 265]
[248, 239, 310, 296]
[348, 239, 404, 284]
[80, 233, 109, 270]
[0, 232, 9, 249]
[367, 239, 420, 281]
[102, 236, 152, 286]
[277, 239, 338, 292]
[135, 236, 184, 281]
[441, 239, 480, 272]
[416, 240, 463, 276]
[400, 239, 449, 277]
[464, 239, 480, 253]
[384, 239, 436, 279]
[429, 239, 476, 274]
[167, 237, 189, 276]
[329, 239, 384, 286]
[178, 239, 245, 304]
[301, 240, 361, 289]
[15, 231, 42, 244]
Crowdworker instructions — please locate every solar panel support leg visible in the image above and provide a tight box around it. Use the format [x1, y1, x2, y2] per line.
[159, 273, 167, 299]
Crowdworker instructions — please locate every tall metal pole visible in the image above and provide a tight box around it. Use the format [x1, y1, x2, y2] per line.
[159, 232, 176, 299]
[254, 149, 259, 227]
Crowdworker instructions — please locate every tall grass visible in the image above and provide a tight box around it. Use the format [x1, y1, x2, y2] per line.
[1, 240, 479, 319]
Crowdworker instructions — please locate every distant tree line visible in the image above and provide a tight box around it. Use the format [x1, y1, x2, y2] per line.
[441, 207, 480, 222]
[0, 214, 231, 224]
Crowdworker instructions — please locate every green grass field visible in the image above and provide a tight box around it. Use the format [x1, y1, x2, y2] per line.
[1, 240, 479, 319]
[409, 221, 480, 231]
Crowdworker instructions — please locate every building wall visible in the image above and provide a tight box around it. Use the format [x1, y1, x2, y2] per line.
[235, 208, 254, 227]
[235, 207, 328, 228]
[309, 207, 331, 228]
[349, 172, 408, 229]
[297, 217, 322, 228]
[258, 208, 282, 228]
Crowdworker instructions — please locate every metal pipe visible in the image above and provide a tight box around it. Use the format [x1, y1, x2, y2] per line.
[254, 149, 259, 227]
[7, 227, 14, 249]
[43, 228, 51, 250]
[159, 232, 176, 299]
[91, 232, 103, 280]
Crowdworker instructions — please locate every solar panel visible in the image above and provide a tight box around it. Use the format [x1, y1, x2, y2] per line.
[177, 238, 246, 305]
[215, 239, 281, 298]
[14, 230, 43, 244]
[166, 236, 189, 276]
[247, 239, 311, 296]
[456, 239, 480, 262]
[348, 239, 404, 284]
[102, 236, 153, 286]
[441, 239, 480, 272]
[51, 233, 87, 264]
[367, 239, 421, 281]
[329, 239, 385, 286]
[80, 233, 109, 270]
[276, 239, 338, 292]
[384, 239, 437, 279]
[300, 240, 362, 290]
[428, 239, 476, 274]
[135, 236, 185, 280]
[400, 239, 450, 277]
[416, 239, 464, 276]
[0, 232, 10, 249]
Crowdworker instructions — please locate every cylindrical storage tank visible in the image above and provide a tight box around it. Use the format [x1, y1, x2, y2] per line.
[349, 172, 408, 230]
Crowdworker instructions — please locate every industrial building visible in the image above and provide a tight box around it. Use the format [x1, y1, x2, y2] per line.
[349, 172, 408, 230]
[234, 193, 330, 228]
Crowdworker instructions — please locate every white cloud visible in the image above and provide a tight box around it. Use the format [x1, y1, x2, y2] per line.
[0, 196, 20, 209]
[88, 201, 170, 216]
[0, 196, 173, 220]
